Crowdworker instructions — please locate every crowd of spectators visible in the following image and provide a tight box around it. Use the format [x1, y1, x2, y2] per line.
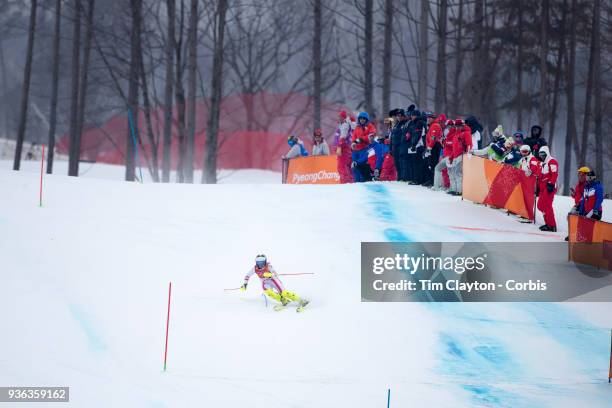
[283, 105, 606, 233]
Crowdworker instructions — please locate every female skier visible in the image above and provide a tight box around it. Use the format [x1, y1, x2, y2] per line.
[240, 254, 309, 312]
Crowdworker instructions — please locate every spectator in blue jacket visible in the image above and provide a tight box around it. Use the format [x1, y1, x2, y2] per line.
[578, 171, 604, 220]
[284, 135, 309, 159]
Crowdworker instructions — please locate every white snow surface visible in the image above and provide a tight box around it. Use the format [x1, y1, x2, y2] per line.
[1, 163, 611, 408]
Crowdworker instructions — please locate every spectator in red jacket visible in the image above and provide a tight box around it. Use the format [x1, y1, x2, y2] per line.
[351, 112, 376, 182]
[518, 145, 540, 177]
[447, 119, 472, 195]
[423, 113, 446, 187]
[536, 146, 559, 232]
[432, 119, 456, 191]
[569, 166, 590, 213]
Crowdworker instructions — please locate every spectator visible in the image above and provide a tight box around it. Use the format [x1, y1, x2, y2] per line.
[367, 133, 397, 181]
[472, 124, 506, 161]
[569, 167, 591, 213]
[312, 128, 330, 156]
[432, 119, 456, 192]
[578, 171, 604, 220]
[447, 119, 472, 195]
[390, 108, 409, 181]
[333, 111, 354, 183]
[465, 115, 484, 150]
[351, 112, 376, 182]
[283, 135, 308, 159]
[423, 112, 446, 187]
[502, 138, 522, 168]
[536, 146, 559, 232]
[512, 131, 525, 147]
[518, 145, 540, 177]
[408, 109, 426, 185]
[524, 125, 547, 158]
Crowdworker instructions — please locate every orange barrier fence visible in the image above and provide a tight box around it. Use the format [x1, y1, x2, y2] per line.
[283, 156, 340, 184]
[567, 214, 612, 271]
[462, 154, 537, 220]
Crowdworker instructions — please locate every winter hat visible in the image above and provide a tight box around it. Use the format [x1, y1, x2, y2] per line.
[531, 125, 542, 138]
[406, 104, 416, 115]
[586, 171, 596, 182]
[357, 111, 370, 123]
[520, 144, 531, 153]
[388, 109, 397, 117]
[538, 145, 551, 160]
[339, 111, 347, 120]
[426, 111, 437, 118]
[446, 119, 454, 127]
[454, 119, 465, 126]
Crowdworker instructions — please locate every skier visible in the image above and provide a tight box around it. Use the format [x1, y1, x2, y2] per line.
[536, 146, 558, 232]
[240, 254, 309, 312]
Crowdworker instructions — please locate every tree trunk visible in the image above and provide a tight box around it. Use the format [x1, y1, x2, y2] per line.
[203, 0, 228, 184]
[382, 0, 393, 117]
[67, 0, 81, 176]
[46, 0, 61, 174]
[578, 2, 597, 166]
[452, 0, 463, 116]
[139, 43, 160, 182]
[175, 0, 186, 183]
[418, 0, 429, 109]
[469, 0, 483, 117]
[592, 0, 602, 182]
[126, 0, 142, 182]
[13, 0, 38, 171]
[313, 0, 322, 129]
[548, 0, 567, 148]
[162, 0, 175, 183]
[184, 0, 198, 183]
[538, 0, 548, 128]
[0, 39, 8, 139]
[516, 2, 523, 130]
[434, 0, 447, 113]
[74, 0, 95, 176]
[563, 0, 577, 195]
[364, 0, 374, 116]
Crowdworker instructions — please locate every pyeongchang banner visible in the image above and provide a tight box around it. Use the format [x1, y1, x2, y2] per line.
[361, 242, 612, 302]
[568, 214, 612, 271]
[462, 154, 537, 220]
[283, 156, 340, 185]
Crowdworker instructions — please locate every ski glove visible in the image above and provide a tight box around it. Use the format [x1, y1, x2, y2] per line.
[423, 150, 431, 158]
[372, 168, 380, 181]
[351, 161, 357, 169]
[546, 182, 555, 193]
[240, 283, 247, 291]
[591, 209, 602, 220]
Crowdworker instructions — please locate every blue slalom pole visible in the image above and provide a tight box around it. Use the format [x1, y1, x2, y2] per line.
[387, 388, 390, 408]
[127, 107, 143, 183]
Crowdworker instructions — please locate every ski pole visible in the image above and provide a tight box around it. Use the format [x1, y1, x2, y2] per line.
[224, 287, 242, 291]
[278, 273, 315, 276]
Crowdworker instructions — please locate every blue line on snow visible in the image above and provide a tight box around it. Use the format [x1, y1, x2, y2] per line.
[364, 183, 412, 242]
[68, 304, 107, 353]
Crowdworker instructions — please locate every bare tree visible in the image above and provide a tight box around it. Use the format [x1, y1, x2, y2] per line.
[451, 0, 464, 117]
[417, 0, 428, 108]
[175, 0, 186, 183]
[126, 0, 143, 182]
[46, 0, 61, 174]
[434, 0, 447, 114]
[592, 0, 602, 182]
[364, 0, 373, 115]
[13, 0, 38, 171]
[203, 0, 229, 184]
[68, 0, 81, 176]
[313, 0, 322, 129]
[516, 1, 523, 129]
[562, 0, 577, 195]
[162, 0, 176, 182]
[381, 0, 393, 117]
[184, 0, 198, 183]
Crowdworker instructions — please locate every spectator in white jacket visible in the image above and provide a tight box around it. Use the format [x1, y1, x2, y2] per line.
[312, 128, 330, 156]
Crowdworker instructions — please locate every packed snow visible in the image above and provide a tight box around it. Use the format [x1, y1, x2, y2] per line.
[1, 163, 611, 407]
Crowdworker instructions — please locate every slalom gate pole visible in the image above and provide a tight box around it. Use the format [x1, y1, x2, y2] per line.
[127, 107, 144, 183]
[608, 329, 611, 383]
[163, 282, 172, 372]
[387, 388, 391, 408]
[278, 273, 315, 276]
[39, 144, 45, 207]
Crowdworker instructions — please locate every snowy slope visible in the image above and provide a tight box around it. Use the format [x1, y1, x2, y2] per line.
[1, 168, 611, 408]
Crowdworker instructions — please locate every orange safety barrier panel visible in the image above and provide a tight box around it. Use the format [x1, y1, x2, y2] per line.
[462, 154, 537, 220]
[284, 156, 340, 184]
[567, 214, 612, 271]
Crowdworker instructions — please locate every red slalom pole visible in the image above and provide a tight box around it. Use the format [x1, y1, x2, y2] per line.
[163, 282, 172, 372]
[39, 144, 45, 207]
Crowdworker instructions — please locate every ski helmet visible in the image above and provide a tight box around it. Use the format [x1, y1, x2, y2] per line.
[255, 254, 267, 268]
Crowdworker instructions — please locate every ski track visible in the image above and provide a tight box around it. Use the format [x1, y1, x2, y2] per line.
[364, 183, 610, 407]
